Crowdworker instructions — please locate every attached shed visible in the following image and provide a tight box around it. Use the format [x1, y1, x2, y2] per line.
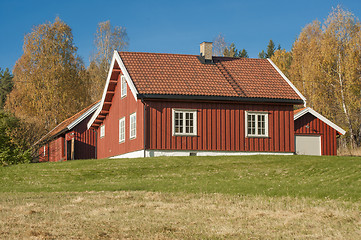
[294, 107, 346, 156]
[37, 101, 100, 162]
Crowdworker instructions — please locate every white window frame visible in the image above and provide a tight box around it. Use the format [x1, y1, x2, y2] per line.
[119, 117, 125, 143]
[130, 112, 136, 139]
[43, 145, 46, 157]
[245, 111, 269, 137]
[100, 124, 105, 138]
[172, 109, 197, 136]
[121, 75, 127, 98]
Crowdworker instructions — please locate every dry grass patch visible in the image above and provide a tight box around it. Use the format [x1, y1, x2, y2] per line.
[0, 191, 360, 239]
[338, 146, 361, 156]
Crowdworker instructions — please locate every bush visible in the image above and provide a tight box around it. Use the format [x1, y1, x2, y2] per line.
[0, 111, 32, 166]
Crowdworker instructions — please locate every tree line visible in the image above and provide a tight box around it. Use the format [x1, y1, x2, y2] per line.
[0, 17, 128, 165]
[1, 5, 360, 165]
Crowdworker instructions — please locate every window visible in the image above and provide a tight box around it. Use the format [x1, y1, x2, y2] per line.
[100, 125, 105, 138]
[43, 145, 46, 157]
[246, 112, 268, 137]
[172, 109, 197, 136]
[119, 117, 125, 143]
[130, 113, 136, 139]
[121, 75, 127, 98]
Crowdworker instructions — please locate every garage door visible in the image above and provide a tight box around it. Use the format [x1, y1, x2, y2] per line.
[295, 135, 321, 156]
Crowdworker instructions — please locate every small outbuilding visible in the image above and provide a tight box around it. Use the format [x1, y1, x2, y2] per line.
[294, 107, 346, 156]
[37, 101, 100, 162]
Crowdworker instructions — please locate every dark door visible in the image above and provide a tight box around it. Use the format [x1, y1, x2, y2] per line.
[66, 140, 72, 160]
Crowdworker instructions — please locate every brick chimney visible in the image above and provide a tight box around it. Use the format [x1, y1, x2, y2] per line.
[200, 42, 213, 62]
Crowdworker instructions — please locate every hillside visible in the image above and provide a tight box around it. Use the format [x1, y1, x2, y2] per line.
[0, 155, 360, 239]
[1, 155, 360, 201]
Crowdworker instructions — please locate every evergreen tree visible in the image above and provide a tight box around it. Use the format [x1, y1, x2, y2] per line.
[258, 50, 266, 59]
[238, 49, 249, 58]
[266, 40, 276, 58]
[259, 40, 278, 58]
[0, 68, 13, 109]
[223, 43, 238, 57]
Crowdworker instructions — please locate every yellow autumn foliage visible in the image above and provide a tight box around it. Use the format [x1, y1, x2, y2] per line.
[6, 17, 91, 132]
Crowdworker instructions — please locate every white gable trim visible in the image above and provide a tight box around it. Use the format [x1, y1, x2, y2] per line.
[267, 58, 306, 106]
[114, 51, 138, 100]
[87, 54, 117, 129]
[67, 102, 100, 130]
[294, 107, 346, 135]
[87, 51, 139, 129]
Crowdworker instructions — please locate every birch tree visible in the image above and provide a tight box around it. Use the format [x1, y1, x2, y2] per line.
[270, 49, 292, 78]
[88, 21, 129, 102]
[290, 6, 361, 146]
[213, 34, 227, 56]
[6, 17, 91, 131]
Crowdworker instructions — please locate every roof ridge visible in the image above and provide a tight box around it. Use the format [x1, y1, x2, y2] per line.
[216, 61, 246, 97]
[119, 51, 266, 61]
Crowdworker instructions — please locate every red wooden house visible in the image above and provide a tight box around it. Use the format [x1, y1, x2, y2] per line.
[37, 101, 99, 162]
[87, 42, 315, 158]
[294, 107, 345, 156]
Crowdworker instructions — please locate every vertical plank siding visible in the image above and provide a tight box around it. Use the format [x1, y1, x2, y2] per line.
[39, 136, 65, 162]
[96, 71, 144, 159]
[146, 100, 294, 153]
[72, 114, 97, 160]
[39, 113, 97, 162]
[294, 112, 337, 155]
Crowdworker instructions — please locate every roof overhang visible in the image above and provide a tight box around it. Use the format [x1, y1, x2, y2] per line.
[138, 94, 304, 104]
[67, 101, 100, 130]
[34, 101, 100, 147]
[87, 51, 139, 129]
[294, 107, 346, 135]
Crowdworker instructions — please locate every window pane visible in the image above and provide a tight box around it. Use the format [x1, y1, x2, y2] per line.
[130, 114, 136, 138]
[119, 118, 125, 142]
[248, 114, 256, 135]
[257, 114, 265, 136]
[121, 76, 127, 97]
[174, 110, 196, 135]
[175, 112, 182, 133]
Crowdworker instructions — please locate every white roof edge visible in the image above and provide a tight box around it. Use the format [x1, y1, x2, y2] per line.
[267, 58, 307, 106]
[67, 102, 100, 130]
[87, 51, 139, 129]
[115, 51, 138, 100]
[294, 107, 346, 135]
[87, 54, 117, 129]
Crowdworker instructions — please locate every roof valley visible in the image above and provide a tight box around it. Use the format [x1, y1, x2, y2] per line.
[215, 61, 246, 97]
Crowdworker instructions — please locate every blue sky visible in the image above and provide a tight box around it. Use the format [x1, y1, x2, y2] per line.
[1, 0, 360, 71]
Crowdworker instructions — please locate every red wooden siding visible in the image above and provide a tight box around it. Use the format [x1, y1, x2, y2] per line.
[97, 72, 144, 159]
[39, 136, 65, 162]
[294, 112, 337, 155]
[145, 100, 295, 153]
[71, 114, 96, 160]
[38, 114, 96, 162]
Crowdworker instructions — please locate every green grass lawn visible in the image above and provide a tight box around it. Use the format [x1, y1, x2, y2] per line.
[1, 155, 360, 201]
[1, 155, 361, 239]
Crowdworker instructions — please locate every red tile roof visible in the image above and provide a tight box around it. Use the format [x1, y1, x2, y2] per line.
[119, 52, 302, 101]
[294, 107, 306, 115]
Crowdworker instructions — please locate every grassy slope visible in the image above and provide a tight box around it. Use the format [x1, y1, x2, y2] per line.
[1, 155, 360, 201]
[1, 155, 361, 239]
